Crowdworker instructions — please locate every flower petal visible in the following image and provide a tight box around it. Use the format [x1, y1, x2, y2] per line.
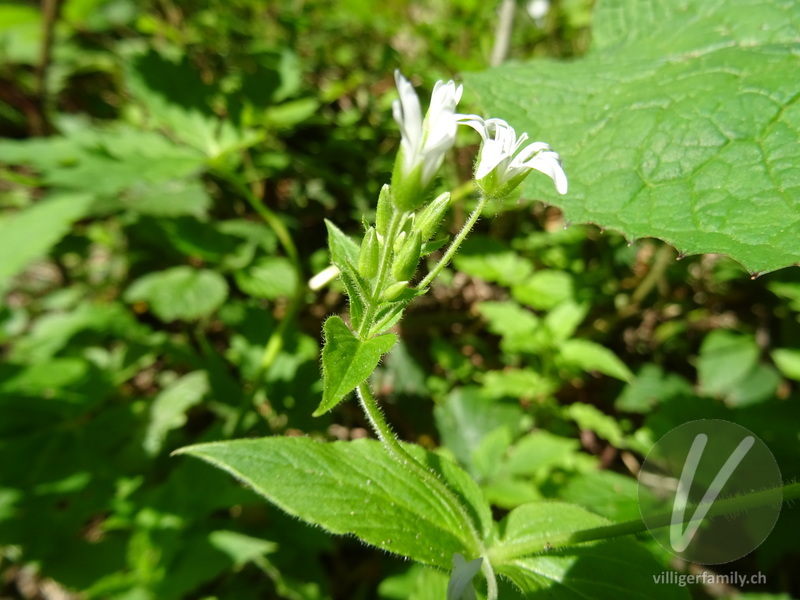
[520, 151, 568, 194]
[393, 71, 423, 172]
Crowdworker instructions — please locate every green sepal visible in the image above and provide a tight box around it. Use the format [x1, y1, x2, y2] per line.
[391, 155, 427, 212]
[421, 236, 449, 256]
[382, 280, 409, 301]
[375, 184, 393, 238]
[358, 227, 380, 279]
[392, 230, 422, 282]
[416, 191, 451, 241]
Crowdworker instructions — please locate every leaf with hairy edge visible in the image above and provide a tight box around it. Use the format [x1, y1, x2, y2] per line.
[315, 316, 396, 415]
[175, 437, 492, 570]
[325, 219, 370, 328]
[465, 0, 800, 274]
[492, 503, 688, 599]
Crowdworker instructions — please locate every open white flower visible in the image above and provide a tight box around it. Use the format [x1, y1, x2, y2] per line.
[392, 71, 463, 210]
[457, 115, 568, 198]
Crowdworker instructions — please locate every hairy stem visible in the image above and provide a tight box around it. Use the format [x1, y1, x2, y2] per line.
[481, 558, 499, 600]
[417, 194, 489, 291]
[356, 382, 487, 558]
[490, 481, 800, 563]
[356, 211, 404, 339]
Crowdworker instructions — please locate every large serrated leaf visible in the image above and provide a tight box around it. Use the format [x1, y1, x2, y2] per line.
[175, 437, 492, 570]
[315, 316, 396, 415]
[464, 0, 800, 274]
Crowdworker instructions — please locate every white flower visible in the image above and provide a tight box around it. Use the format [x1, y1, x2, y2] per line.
[392, 71, 463, 209]
[457, 115, 568, 197]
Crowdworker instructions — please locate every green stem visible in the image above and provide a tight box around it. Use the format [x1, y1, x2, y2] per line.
[490, 481, 800, 563]
[356, 382, 489, 563]
[356, 211, 404, 340]
[481, 558, 498, 600]
[417, 194, 488, 291]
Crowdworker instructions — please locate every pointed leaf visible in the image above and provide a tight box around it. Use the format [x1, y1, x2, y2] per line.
[0, 193, 94, 287]
[175, 437, 491, 569]
[558, 339, 634, 381]
[325, 218, 360, 274]
[315, 316, 396, 415]
[494, 502, 689, 599]
[325, 219, 370, 328]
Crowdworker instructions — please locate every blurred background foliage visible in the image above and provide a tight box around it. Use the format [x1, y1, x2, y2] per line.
[0, 0, 798, 598]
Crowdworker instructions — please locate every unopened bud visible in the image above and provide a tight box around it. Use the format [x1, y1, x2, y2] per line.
[415, 192, 450, 241]
[376, 184, 392, 238]
[382, 280, 408, 301]
[392, 230, 422, 282]
[358, 227, 380, 279]
[393, 230, 407, 253]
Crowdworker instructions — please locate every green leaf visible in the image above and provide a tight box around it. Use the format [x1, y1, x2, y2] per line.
[0, 128, 206, 197]
[144, 371, 209, 455]
[175, 437, 490, 569]
[325, 219, 361, 271]
[477, 301, 544, 354]
[558, 339, 634, 381]
[543, 301, 588, 343]
[0, 193, 94, 287]
[615, 364, 693, 413]
[434, 386, 529, 474]
[493, 503, 689, 599]
[504, 431, 582, 478]
[119, 179, 211, 217]
[453, 236, 533, 286]
[511, 271, 574, 311]
[563, 402, 627, 448]
[0, 4, 41, 64]
[560, 470, 641, 522]
[234, 257, 298, 299]
[480, 369, 556, 402]
[697, 330, 759, 398]
[325, 219, 370, 329]
[124, 266, 229, 322]
[772, 348, 800, 381]
[465, 0, 800, 274]
[315, 316, 396, 415]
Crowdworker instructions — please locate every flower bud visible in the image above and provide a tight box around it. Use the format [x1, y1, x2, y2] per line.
[382, 280, 408, 301]
[393, 230, 407, 254]
[358, 227, 380, 279]
[376, 184, 392, 238]
[415, 191, 450, 241]
[392, 230, 422, 282]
